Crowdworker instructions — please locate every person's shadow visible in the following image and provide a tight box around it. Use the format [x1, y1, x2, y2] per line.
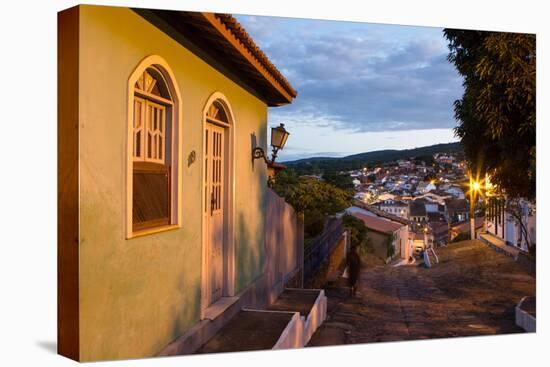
[36, 340, 57, 354]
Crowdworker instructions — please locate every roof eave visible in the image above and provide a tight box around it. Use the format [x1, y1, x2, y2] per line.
[201, 12, 296, 106]
[134, 8, 296, 107]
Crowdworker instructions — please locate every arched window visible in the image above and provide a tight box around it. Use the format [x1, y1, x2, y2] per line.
[130, 64, 179, 234]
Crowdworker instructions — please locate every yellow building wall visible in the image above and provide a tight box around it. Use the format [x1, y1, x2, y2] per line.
[76, 5, 268, 360]
[366, 230, 390, 260]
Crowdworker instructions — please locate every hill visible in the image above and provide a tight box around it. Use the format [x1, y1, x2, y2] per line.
[284, 142, 462, 175]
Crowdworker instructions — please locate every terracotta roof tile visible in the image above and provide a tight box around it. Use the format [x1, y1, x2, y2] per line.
[352, 212, 404, 235]
[215, 14, 297, 99]
[353, 200, 412, 226]
[445, 198, 469, 213]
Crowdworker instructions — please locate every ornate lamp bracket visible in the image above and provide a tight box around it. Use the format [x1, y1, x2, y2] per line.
[252, 146, 272, 165]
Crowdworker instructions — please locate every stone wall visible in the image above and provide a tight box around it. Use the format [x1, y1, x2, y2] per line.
[305, 235, 348, 289]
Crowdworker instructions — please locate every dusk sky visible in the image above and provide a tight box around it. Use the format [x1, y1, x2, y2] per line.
[235, 15, 464, 161]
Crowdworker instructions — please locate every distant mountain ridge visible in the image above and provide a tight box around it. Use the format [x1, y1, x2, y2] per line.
[283, 142, 462, 174]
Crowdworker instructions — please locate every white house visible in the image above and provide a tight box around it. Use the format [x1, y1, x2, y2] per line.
[444, 185, 465, 199]
[351, 212, 411, 261]
[376, 199, 409, 219]
[417, 181, 436, 193]
[378, 192, 396, 202]
[485, 198, 536, 252]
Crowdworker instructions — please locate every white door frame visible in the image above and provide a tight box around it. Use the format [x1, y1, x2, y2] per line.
[200, 92, 236, 318]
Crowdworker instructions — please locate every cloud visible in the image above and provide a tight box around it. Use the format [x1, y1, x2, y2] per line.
[237, 15, 463, 133]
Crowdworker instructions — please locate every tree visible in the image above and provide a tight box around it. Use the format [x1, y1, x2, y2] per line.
[414, 154, 434, 166]
[342, 214, 372, 255]
[366, 174, 377, 183]
[322, 172, 355, 191]
[505, 198, 535, 250]
[271, 168, 352, 238]
[444, 29, 536, 200]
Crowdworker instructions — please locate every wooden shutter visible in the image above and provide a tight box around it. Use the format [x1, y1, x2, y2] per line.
[132, 162, 170, 231]
[131, 68, 173, 232]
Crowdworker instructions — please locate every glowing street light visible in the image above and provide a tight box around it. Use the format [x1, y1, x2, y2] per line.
[364, 192, 371, 203]
[468, 174, 484, 240]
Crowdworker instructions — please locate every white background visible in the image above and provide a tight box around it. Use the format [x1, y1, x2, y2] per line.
[0, 0, 547, 366]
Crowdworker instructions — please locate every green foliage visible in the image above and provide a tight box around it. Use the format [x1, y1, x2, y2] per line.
[271, 168, 352, 238]
[444, 29, 536, 199]
[366, 174, 377, 183]
[322, 172, 355, 191]
[285, 143, 462, 176]
[286, 159, 363, 176]
[414, 154, 435, 166]
[342, 214, 372, 255]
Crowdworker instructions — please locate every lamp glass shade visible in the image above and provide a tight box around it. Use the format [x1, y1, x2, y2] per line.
[270, 124, 289, 149]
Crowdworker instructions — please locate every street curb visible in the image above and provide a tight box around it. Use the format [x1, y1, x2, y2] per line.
[515, 296, 536, 332]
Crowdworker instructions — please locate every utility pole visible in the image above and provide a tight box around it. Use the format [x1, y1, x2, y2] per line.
[469, 175, 481, 240]
[470, 193, 476, 240]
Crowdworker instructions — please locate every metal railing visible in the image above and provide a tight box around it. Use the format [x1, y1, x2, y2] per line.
[303, 217, 346, 281]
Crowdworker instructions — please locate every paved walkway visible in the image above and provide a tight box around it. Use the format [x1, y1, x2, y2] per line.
[308, 240, 535, 346]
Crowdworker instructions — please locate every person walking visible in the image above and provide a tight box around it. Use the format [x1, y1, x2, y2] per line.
[348, 244, 361, 297]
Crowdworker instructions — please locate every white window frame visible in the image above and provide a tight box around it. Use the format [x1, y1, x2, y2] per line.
[126, 56, 183, 239]
[133, 98, 168, 164]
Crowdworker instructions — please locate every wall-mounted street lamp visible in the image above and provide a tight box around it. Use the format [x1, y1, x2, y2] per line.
[252, 123, 290, 165]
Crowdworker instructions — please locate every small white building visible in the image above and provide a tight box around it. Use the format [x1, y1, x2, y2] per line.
[417, 181, 436, 193]
[417, 191, 452, 205]
[444, 185, 465, 199]
[351, 212, 411, 261]
[486, 199, 536, 252]
[378, 192, 396, 202]
[376, 200, 409, 219]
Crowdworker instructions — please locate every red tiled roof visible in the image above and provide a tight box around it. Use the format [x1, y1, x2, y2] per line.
[352, 212, 404, 235]
[445, 198, 469, 213]
[140, 10, 297, 106]
[353, 200, 412, 226]
[215, 14, 297, 99]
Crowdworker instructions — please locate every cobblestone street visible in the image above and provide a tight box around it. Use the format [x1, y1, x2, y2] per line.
[308, 240, 536, 346]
